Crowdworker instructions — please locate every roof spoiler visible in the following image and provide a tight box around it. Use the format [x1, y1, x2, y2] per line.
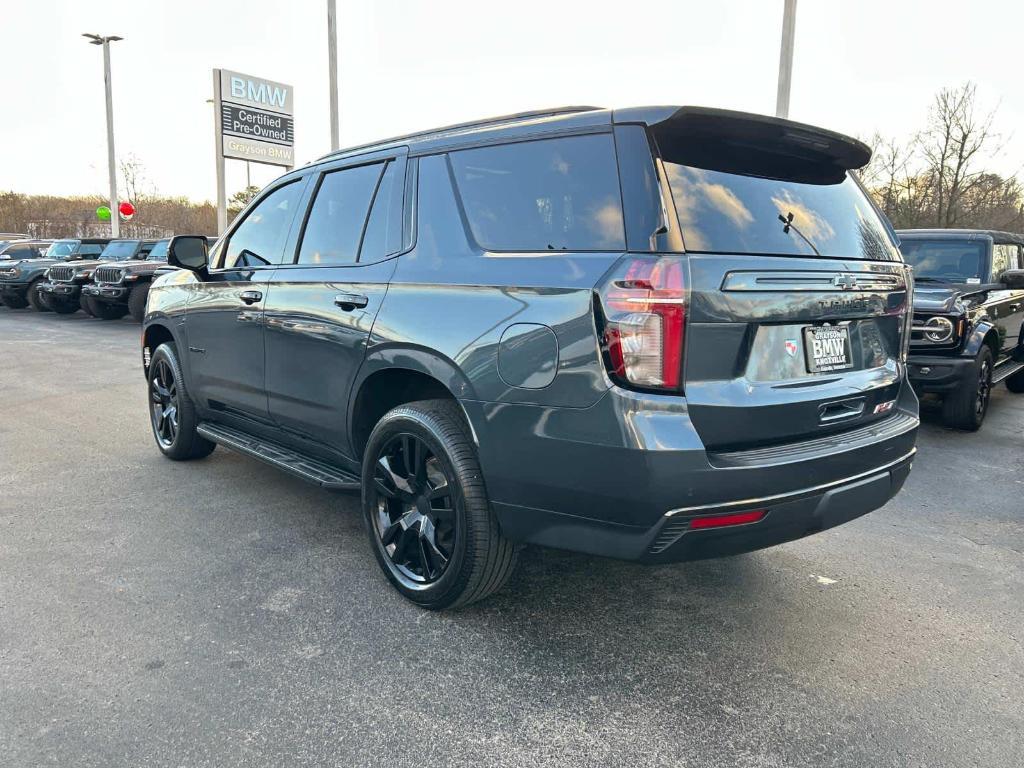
[648, 107, 871, 184]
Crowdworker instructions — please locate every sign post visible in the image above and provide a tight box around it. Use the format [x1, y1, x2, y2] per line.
[212, 68, 295, 233]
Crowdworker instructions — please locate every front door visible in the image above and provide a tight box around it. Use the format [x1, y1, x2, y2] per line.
[264, 154, 406, 458]
[187, 178, 308, 421]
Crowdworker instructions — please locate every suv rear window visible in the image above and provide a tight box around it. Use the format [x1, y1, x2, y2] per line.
[449, 134, 625, 252]
[662, 162, 900, 260]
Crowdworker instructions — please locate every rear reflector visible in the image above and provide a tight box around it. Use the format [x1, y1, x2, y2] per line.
[689, 509, 767, 530]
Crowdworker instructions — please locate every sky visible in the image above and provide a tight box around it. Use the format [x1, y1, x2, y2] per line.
[4, 0, 1024, 203]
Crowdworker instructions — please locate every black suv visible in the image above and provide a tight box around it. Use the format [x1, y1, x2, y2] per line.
[143, 106, 918, 609]
[82, 238, 170, 321]
[0, 238, 110, 311]
[898, 229, 1024, 429]
[40, 239, 158, 315]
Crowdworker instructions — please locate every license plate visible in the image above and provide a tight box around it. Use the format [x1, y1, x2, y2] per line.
[803, 325, 853, 373]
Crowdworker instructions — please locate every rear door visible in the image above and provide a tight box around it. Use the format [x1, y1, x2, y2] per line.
[263, 151, 406, 458]
[650, 115, 911, 450]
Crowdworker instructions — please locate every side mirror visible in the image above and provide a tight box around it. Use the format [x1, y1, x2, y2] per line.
[1001, 269, 1024, 289]
[167, 235, 209, 272]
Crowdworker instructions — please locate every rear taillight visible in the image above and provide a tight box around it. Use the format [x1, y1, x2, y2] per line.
[597, 255, 687, 391]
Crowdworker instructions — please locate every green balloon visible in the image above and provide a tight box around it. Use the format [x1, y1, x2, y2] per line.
[96, 206, 111, 221]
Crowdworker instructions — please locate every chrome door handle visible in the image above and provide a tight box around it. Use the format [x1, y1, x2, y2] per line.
[239, 290, 263, 305]
[334, 293, 369, 310]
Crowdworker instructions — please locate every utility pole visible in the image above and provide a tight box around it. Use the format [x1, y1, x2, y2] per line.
[213, 71, 228, 234]
[775, 0, 797, 119]
[327, 0, 340, 151]
[83, 33, 123, 237]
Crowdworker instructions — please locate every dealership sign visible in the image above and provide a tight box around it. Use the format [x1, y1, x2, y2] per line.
[213, 69, 294, 167]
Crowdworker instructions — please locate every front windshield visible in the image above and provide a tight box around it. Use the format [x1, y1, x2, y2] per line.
[147, 240, 169, 261]
[99, 240, 141, 261]
[900, 239, 986, 282]
[46, 240, 80, 260]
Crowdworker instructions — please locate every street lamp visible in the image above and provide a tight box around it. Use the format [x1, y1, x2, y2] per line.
[83, 33, 124, 238]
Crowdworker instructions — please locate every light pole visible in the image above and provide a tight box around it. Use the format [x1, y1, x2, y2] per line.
[775, 0, 797, 119]
[327, 0, 340, 151]
[83, 33, 123, 237]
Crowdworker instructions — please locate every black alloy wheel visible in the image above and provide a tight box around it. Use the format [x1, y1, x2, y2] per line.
[942, 345, 994, 431]
[149, 357, 179, 448]
[975, 355, 992, 419]
[370, 433, 456, 586]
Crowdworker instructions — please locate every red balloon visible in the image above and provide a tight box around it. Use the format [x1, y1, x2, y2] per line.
[119, 201, 136, 217]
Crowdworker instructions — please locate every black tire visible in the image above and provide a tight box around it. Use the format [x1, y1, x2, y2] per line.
[27, 279, 50, 312]
[49, 297, 80, 315]
[942, 346, 994, 431]
[3, 292, 28, 309]
[128, 283, 150, 323]
[1007, 366, 1024, 393]
[148, 342, 216, 461]
[92, 299, 129, 320]
[361, 399, 517, 610]
[79, 294, 98, 317]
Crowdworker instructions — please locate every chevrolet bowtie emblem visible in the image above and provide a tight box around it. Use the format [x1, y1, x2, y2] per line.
[833, 274, 859, 290]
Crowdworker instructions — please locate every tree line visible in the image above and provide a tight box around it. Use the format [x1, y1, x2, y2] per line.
[859, 82, 1023, 231]
[2, 83, 1021, 240]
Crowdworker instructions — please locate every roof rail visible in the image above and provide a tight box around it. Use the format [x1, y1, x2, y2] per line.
[316, 105, 603, 162]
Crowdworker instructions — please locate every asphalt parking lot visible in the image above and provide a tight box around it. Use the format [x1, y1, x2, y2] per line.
[1, 308, 1022, 768]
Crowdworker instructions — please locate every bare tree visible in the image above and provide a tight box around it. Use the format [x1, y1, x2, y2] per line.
[119, 154, 153, 205]
[919, 83, 1000, 227]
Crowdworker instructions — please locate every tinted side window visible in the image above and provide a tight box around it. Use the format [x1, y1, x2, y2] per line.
[359, 161, 403, 261]
[298, 164, 382, 265]
[449, 134, 625, 251]
[224, 181, 302, 268]
[78, 244, 105, 256]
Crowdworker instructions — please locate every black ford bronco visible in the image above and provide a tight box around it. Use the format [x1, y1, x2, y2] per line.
[899, 229, 1024, 429]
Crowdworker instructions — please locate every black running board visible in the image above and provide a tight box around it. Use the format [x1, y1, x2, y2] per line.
[197, 422, 361, 491]
[992, 360, 1024, 385]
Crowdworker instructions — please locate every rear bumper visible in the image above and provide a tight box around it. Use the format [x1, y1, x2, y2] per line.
[907, 353, 973, 393]
[466, 381, 918, 562]
[83, 283, 129, 301]
[494, 449, 914, 563]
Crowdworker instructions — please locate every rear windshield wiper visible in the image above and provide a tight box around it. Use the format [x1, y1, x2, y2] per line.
[778, 211, 822, 257]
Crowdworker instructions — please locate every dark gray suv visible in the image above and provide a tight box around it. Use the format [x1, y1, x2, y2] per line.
[143, 106, 919, 609]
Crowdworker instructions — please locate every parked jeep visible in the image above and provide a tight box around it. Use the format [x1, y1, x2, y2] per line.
[143, 106, 918, 609]
[0, 238, 110, 310]
[82, 238, 170, 321]
[40, 239, 158, 315]
[898, 228, 1024, 429]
